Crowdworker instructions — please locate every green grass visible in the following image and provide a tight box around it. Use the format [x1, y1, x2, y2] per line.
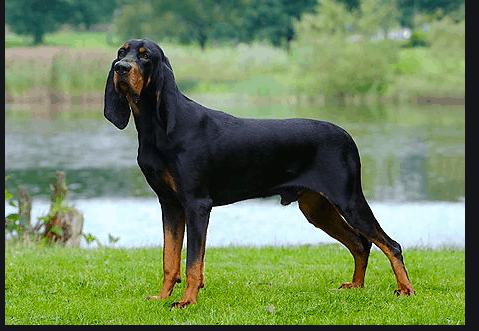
[5, 30, 293, 97]
[5, 29, 118, 49]
[5, 242, 465, 325]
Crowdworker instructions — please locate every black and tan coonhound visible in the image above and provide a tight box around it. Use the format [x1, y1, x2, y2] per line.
[104, 39, 414, 308]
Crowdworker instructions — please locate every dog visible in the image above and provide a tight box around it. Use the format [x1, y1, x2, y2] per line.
[104, 38, 414, 308]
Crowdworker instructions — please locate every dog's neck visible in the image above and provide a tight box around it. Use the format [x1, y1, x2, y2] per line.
[133, 67, 192, 149]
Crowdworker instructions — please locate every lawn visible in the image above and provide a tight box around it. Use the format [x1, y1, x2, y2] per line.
[5, 242, 465, 325]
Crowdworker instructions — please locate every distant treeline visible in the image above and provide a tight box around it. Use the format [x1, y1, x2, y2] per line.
[5, 0, 465, 49]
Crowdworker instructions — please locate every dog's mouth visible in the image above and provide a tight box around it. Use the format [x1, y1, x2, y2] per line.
[118, 80, 130, 93]
[115, 76, 140, 104]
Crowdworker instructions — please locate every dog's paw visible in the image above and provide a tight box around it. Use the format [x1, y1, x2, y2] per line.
[338, 281, 363, 289]
[170, 300, 194, 309]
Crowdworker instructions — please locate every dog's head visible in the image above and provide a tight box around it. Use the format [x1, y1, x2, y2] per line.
[104, 39, 172, 129]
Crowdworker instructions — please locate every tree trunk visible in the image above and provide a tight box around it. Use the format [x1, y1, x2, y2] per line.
[17, 187, 32, 239]
[51, 171, 68, 209]
[198, 32, 207, 51]
[33, 29, 44, 45]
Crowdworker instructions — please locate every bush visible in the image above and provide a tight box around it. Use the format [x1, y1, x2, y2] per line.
[293, 0, 400, 102]
[389, 16, 465, 100]
[401, 30, 430, 48]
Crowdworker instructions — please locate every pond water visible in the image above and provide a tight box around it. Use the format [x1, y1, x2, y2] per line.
[5, 198, 464, 249]
[5, 102, 465, 249]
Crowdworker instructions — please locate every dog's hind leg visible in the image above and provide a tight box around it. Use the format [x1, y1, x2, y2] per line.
[339, 194, 415, 295]
[298, 190, 372, 289]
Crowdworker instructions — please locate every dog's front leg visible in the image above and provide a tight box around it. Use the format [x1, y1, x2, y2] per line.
[171, 198, 212, 308]
[148, 203, 185, 300]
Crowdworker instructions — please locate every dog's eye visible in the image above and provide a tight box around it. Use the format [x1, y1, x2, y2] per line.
[118, 49, 126, 58]
[140, 51, 149, 61]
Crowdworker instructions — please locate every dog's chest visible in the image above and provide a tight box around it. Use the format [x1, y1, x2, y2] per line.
[137, 146, 179, 193]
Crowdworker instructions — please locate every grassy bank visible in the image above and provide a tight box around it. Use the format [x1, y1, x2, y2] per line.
[5, 242, 465, 325]
[5, 28, 464, 106]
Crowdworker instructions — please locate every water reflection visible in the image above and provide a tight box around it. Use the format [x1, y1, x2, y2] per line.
[368, 140, 430, 201]
[4, 198, 465, 249]
[5, 103, 465, 248]
[5, 103, 465, 202]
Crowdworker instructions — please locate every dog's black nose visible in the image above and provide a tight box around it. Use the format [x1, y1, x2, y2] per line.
[114, 61, 131, 75]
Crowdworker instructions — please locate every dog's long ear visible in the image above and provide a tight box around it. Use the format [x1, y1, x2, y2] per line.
[156, 53, 177, 136]
[104, 62, 131, 130]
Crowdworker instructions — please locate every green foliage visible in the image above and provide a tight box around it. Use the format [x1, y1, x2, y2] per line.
[394, 49, 425, 74]
[401, 30, 430, 48]
[5, 0, 71, 45]
[5, 47, 115, 96]
[5, 187, 20, 236]
[108, 234, 120, 245]
[5, 185, 36, 241]
[292, 0, 464, 103]
[113, 1, 155, 43]
[114, 0, 316, 50]
[5, 18, 465, 104]
[426, 15, 465, 51]
[294, 0, 400, 101]
[356, 0, 400, 38]
[241, 0, 292, 47]
[5, 0, 117, 45]
[391, 17, 464, 99]
[239, 0, 316, 49]
[398, 0, 465, 27]
[115, 0, 238, 49]
[5, 243, 465, 324]
[5, 176, 111, 247]
[5, 0, 465, 51]
[68, 0, 117, 30]
[83, 233, 101, 246]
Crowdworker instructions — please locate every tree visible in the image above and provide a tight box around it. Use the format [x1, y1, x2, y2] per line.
[68, 0, 117, 30]
[150, 0, 242, 50]
[241, 0, 316, 49]
[144, 0, 315, 50]
[241, 0, 290, 46]
[294, 0, 400, 102]
[5, 0, 71, 45]
[5, 0, 118, 45]
[113, 0, 156, 42]
[397, 0, 465, 27]
[357, 0, 400, 38]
